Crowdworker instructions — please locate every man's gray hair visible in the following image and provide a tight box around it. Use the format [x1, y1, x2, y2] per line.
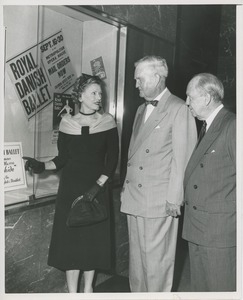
[192, 73, 224, 102]
[135, 55, 169, 78]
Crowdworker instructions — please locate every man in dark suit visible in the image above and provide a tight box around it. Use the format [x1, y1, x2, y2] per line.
[182, 73, 236, 291]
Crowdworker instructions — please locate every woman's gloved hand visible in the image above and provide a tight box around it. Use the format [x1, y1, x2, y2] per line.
[83, 183, 102, 202]
[23, 156, 45, 174]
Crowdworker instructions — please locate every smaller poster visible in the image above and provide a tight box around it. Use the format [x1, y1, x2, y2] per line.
[4, 142, 27, 192]
[90, 56, 107, 79]
[53, 93, 74, 130]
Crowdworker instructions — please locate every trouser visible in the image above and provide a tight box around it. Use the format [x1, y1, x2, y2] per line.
[188, 242, 236, 291]
[127, 214, 179, 292]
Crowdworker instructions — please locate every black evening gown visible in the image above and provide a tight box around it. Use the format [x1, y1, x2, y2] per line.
[48, 127, 118, 271]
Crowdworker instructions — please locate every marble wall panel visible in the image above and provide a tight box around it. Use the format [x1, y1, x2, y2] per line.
[5, 204, 67, 293]
[217, 6, 236, 112]
[93, 5, 177, 43]
[92, 5, 236, 112]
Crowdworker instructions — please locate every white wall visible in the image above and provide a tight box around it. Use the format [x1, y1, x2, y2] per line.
[82, 20, 118, 116]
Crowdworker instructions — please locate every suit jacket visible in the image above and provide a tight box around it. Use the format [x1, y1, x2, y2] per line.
[120, 89, 197, 218]
[182, 107, 236, 247]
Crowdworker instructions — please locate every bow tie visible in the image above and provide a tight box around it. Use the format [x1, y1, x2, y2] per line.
[145, 100, 159, 107]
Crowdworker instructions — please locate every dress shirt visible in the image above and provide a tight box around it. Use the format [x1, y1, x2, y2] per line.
[205, 104, 224, 131]
[144, 88, 167, 122]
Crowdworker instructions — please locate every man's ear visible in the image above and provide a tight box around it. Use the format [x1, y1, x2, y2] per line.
[155, 73, 161, 86]
[205, 93, 211, 106]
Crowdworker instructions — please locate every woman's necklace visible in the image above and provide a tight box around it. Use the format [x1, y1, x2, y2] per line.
[79, 111, 96, 116]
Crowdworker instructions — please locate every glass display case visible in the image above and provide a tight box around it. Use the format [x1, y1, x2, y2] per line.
[4, 5, 126, 207]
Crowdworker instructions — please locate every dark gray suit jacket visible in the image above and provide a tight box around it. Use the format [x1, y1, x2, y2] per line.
[182, 107, 236, 248]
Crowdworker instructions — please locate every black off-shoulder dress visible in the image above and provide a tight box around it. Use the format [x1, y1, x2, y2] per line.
[47, 126, 119, 271]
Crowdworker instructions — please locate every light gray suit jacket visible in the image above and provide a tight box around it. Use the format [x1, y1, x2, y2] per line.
[120, 89, 197, 218]
[182, 108, 236, 247]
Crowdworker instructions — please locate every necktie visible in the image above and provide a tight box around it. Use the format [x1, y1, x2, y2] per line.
[197, 121, 207, 146]
[145, 100, 158, 106]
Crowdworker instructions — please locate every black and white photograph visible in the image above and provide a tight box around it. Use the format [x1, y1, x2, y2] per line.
[1, 1, 242, 300]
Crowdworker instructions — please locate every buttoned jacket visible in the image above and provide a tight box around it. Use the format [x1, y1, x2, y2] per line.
[182, 108, 236, 247]
[120, 89, 197, 218]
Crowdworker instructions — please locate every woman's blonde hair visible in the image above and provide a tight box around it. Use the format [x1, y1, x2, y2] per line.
[72, 74, 101, 104]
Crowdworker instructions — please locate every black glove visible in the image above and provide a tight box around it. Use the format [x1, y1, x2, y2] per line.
[23, 156, 45, 174]
[83, 183, 102, 202]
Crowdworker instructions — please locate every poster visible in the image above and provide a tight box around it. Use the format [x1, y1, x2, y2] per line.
[6, 30, 76, 120]
[90, 56, 107, 79]
[4, 142, 27, 192]
[52, 92, 74, 130]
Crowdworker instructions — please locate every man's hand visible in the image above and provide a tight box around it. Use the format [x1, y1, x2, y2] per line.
[166, 201, 181, 217]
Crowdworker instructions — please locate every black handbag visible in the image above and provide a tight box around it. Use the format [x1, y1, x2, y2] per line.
[66, 195, 107, 227]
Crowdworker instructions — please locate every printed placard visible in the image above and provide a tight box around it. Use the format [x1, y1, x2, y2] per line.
[6, 30, 76, 120]
[4, 142, 27, 192]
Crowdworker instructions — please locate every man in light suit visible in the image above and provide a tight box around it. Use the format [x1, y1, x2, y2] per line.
[120, 55, 197, 292]
[182, 73, 236, 291]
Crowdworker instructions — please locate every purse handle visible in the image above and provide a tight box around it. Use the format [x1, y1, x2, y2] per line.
[71, 195, 83, 208]
[71, 195, 98, 208]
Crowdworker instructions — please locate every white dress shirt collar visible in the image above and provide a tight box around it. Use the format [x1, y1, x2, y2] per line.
[144, 88, 168, 122]
[205, 104, 224, 131]
[154, 87, 168, 101]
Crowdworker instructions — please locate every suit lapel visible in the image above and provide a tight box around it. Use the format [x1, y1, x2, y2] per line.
[133, 105, 146, 139]
[184, 108, 228, 186]
[129, 89, 171, 159]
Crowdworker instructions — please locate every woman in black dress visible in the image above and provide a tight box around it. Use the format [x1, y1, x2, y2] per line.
[23, 74, 119, 293]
